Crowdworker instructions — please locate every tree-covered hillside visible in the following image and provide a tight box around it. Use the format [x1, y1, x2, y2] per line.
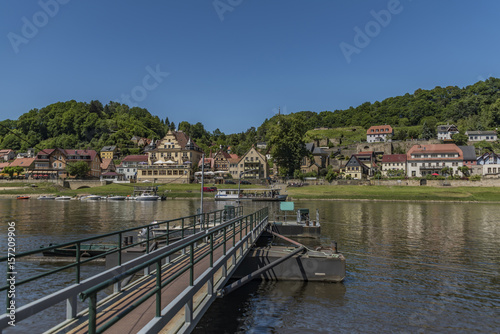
[1, 78, 500, 154]
[0, 100, 167, 152]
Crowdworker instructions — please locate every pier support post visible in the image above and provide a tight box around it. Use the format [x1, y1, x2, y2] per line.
[66, 295, 77, 320]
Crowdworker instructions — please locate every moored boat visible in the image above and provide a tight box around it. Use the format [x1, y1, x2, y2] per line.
[42, 243, 118, 257]
[38, 195, 56, 200]
[17, 195, 31, 200]
[106, 195, 127, 201]
[135, 193, 160, 201]
[215, 188, 287, 202]
[55, 196, 73, 201]
[80, 195, 102, 201]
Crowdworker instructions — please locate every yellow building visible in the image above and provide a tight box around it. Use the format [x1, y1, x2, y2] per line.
[100, 146, 117, 160]
[137, 130, 203, 183]
[229, 146, 269, 181]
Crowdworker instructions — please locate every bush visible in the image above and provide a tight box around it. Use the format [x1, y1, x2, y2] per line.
[470, 174, 481, 181]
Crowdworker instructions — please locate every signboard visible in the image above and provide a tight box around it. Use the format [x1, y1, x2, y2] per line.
[280, 201, 294, 211]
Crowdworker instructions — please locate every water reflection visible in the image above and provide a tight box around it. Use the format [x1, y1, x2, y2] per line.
[1, 199, 499, 333]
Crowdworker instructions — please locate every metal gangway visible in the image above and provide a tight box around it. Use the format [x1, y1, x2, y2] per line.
[0, 206, 269, 333]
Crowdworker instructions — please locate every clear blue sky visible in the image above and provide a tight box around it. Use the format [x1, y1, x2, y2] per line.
[1, 0, 499, 134]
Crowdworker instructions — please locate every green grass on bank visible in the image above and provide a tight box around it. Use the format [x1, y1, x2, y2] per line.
[2, 182, 500, 202]
[286, 185, 500, 202]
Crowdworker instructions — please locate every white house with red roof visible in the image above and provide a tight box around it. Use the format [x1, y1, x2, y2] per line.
[381, 154, 407, 176]
[366, 125, 393, 143]
[116, 155, 148, 180]
[0, 149, 16, 161]
[407, 144, 463, 177]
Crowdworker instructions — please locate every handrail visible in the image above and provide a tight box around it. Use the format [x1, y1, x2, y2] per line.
[0, 206, 242, 295]
[79, 207, 268, 334]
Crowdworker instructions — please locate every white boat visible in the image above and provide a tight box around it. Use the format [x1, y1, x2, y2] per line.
[215, 188, 287, 202]
[135, 193, 160, 201]
[80, 195, 102, 201]
[106, 195, 126, 201]
[38, 195, 56, 200]
[55, 196, 73, 201]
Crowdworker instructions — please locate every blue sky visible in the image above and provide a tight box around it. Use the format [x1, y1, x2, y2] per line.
[1, 0, 499, 134]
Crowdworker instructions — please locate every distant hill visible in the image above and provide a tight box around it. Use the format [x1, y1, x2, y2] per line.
[0, 100, 167, 152]
[1, 77, 500, 154]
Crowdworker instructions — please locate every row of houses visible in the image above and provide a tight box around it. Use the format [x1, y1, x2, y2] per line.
[0, 130, 271, 184]
[367, 124, 498, 143]
[342, 143, 500, 179]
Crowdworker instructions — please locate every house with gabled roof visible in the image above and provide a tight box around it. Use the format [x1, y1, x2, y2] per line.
[229, 146, 269, 181]
[0, 149, 15, 161]
[437, 124, 459, 141]
[342, 155, 370, 179]
[477, 152, 500, 177]
[33, 148, 101, 178]
[300, 143, 330, 175]
[100, 146, 117, 160]
[138, 130, 203, 183]
[9, 158, 36, 175]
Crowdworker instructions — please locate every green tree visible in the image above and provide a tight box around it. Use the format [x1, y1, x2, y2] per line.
[268, 115, 307, 178]
[452, 133, 469, 146]
[66, 161, 90, 178]
[3, 166, 24, 178]
[421, 122, 435, 140]
[458, 166, 470, 177]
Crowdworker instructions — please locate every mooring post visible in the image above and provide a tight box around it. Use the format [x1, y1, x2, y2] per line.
[66, 295, 77, 320]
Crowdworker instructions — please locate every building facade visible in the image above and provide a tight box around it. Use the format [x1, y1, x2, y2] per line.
[406, 144, 463, 177]
[366, 125, 393, 143]
[34, 148, 101, 178]
[437, 124, 459, 141]
[116, 155, 148, 180]
[137, 130, 203, 183]
[466, 131, 498, 142]
[381, 154, 407, 176]
[229, 146, 269, 181]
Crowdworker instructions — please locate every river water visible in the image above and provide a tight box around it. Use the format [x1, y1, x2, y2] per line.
[0, 199, 499, 333]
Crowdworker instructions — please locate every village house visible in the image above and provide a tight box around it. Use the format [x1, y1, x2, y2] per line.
[33, 148, 101, 179]
[381, 154, 407, 176]
[466, 130, 498, 142]
[342, 155, 370, 179]
[406, 144, 463, 177]
[9, 157, 36, 176]
[100, 146, 117, 160]
[366, 125, 393, 143]
[137, 130, 203, 183]
[300, 143, 330, 175]
[0, 149, 16, 162]
[116, 155, 148, 180]
[476, 152, 500, 177]
[458, 146, 480, 175]
[437, 124, 459, 141]
[229, 146, 269, 181]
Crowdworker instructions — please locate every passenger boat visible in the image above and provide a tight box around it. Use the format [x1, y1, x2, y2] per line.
[42, 243, 118, 257]
[135, 193, 160, 201]
[215, 188, 287, 202]
[17, 195, 30, 200]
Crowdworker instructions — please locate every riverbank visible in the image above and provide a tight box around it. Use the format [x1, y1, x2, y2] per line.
[2, 182, 500, 202]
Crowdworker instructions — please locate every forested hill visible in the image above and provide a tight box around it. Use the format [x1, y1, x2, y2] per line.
[0, 100, 169, 152]
[264, 77, 500, 131]
[1, 77, 500, 154]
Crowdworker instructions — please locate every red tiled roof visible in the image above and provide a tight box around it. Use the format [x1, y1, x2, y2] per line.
[407, 144, 462, 160]
[9, 158, 36, 167]
[367, 125, 393, 135]
[382, 154, 407, 163]
[100, 158, 113, 170]
[122, 155, 148, 162]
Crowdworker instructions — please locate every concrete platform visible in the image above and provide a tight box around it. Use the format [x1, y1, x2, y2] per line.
[267, 222, 321, 238]
[232, 246, 345, 282]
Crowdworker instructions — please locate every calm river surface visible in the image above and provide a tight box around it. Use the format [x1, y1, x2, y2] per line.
[0, 199, 499, 333]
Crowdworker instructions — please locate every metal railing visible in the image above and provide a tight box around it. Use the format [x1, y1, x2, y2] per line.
[79, 207, 268, 334]
[0, 206, 242, 330]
